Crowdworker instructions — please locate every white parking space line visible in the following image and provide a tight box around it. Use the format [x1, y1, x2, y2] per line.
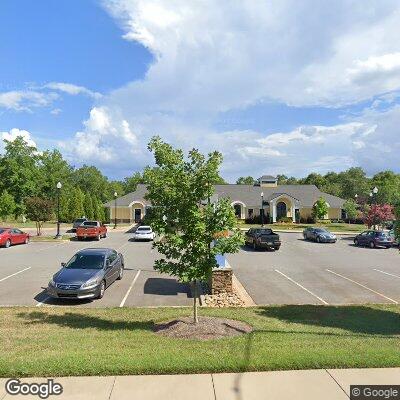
[326, 269, 398, 304]
[274, 269, 329, 305]
[0, 267, 31, 283]
[119, 270, 141, 307]
[373, 269, 400, 279]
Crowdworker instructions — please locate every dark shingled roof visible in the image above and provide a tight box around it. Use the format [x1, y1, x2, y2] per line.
[105, 183, 345, 208]
[258, 175, 277, 180]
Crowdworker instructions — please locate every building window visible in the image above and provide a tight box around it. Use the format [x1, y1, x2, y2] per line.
[248, 209, 254, 219]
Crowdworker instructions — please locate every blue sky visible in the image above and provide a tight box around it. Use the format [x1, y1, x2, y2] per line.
[1, 1, 400, 181]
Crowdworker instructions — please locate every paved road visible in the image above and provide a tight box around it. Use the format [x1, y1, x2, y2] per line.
[227, 232, 400, 305]
[0, 231, 193, 308]
[1, 230, 399, 307]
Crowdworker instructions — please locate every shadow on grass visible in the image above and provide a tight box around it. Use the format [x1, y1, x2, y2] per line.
[257, 305, 400, 335]
[17, 311, 155, 332]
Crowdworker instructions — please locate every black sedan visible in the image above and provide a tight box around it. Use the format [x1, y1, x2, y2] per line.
[354, 231, 393, 249]
[303, 227, 337, 243]
[47, 248, 124, 300]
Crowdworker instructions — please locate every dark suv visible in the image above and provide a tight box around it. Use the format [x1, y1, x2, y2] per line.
[245, 228, 281, 251]
[354, 231, 393, 249]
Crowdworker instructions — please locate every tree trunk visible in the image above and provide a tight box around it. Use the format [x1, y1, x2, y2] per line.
[193, 280, 198, 324]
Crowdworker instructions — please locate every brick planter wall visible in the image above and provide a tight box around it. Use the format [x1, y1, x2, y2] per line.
[210, 267, 233, 294]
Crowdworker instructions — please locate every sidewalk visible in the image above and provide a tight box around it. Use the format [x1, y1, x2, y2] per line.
[1, 368, 399, 399]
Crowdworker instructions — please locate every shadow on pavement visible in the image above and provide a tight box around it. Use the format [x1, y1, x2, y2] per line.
[257, 305, 400, 335]
[17, 311, 154, 331]
[144, 277, 192, 297]
[34, 290, 93, 306]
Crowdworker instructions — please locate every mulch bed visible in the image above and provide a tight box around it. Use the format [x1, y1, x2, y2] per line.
[153, 316, 253, 340]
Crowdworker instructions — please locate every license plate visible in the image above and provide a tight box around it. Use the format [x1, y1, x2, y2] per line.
[267, 242, 273, 245]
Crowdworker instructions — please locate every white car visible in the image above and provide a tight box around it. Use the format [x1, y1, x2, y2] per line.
[133, 226, 155, 241]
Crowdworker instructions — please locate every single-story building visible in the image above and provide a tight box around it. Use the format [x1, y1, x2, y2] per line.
[104, 175, 346, 224]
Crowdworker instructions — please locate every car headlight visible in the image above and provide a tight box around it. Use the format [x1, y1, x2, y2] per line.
[48, 279, 56, 287]
[81, 279, 99, 289]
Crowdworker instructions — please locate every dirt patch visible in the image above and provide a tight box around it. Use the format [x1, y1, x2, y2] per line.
[154, 316, 253, 340]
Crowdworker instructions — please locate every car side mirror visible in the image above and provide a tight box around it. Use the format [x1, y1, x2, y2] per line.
[106, 260, 111, 268]
[61, 262, 66, 267]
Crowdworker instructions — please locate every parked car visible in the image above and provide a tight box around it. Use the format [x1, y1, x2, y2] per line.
[47, 248, 124, 300]
[388, 229, 399, 247]
[0, 227, 30, 248]
[245, 228, 281, 251]
[76, 221, 107, 241]
[72, 218, 87, 231]
[354, 230, 393, 249]
[303, 227, 337, 243]
[133, 225, 155, 241]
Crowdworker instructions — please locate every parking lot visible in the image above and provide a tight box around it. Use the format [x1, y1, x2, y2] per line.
[0, 230, 399, 307]
[228, 232, 400, 305]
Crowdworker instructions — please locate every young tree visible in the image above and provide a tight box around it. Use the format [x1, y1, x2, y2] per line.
[363, 204, 394, 230]
[68, 188, 85, 220]
[312, 197, 329, 220]
[343, 199, 358, 223]
[236, 176, 255, 185]
[0, 190, 16, 221]
[144, 137, 243, 323]
[25, 197, 54, 236]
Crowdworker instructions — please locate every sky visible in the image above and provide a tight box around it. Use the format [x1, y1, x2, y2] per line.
[1, 0, 400, 182]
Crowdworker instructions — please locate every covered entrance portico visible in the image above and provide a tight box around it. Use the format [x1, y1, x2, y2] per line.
[269, 194, 300, 223]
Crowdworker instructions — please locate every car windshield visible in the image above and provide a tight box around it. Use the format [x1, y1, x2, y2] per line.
[138, 227, 151, 231]
[82, 221, 98, 226]
[257, 229, 272, 234]
[0, 229, 6, 234]
[375, 232, 387, 237]
[314, 229, 328, 233]
[65, 254, 104, 269]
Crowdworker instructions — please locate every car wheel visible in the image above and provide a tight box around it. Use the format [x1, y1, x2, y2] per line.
[24, 237, 29, 245]
[253, 242, 257, 251]
[117, 267, 124, 280]
[97, 281, 105, 299]
[303, 234, 307, 240]
[274, 246, 280, 251]
[96, 235, 100, 241]
[369, 241, 375, 249]
[354, 239, 359, 246]
[5, 239, 11, 248]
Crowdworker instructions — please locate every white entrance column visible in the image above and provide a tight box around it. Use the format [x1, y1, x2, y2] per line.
[271, 201, 277, 223]
[292, 203, 296, 223]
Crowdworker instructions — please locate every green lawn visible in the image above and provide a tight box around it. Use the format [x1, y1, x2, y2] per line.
[0, 305, 399, 377]
[30, 234, 72, 242]
[239, 222, 366, 233]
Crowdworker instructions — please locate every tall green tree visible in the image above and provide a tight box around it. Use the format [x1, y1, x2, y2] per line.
[0, 190, 16, 221]
[123, 172, 145, 193]
[236, 176, 255, 185]
[371, 171, 400, 205]
[72, 165, 110, 202]
[0, 137, 41, 217]
[83, 192, 94, 220]
[343, 199, 358, 223]
[68, 188, 85, 220]
[144, 137, 243, 323]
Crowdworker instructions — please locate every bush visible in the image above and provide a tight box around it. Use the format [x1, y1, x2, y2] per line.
[316, 219, 332, 224]
[277, 216, 293, 223]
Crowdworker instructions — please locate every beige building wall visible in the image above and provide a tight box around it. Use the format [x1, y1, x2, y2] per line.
[109, 206, 132, 220]
[328, 207, 342, 220]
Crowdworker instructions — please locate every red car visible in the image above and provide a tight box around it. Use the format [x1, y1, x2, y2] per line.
[0, 227, 30, 248]
[76, 221, 107, 241]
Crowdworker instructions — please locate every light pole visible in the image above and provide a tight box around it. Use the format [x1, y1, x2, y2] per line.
[114, 192, 118, 229]
[371, 186, 378, 230]
[261, 191, 264, 227]
[55, 182, 62, 238]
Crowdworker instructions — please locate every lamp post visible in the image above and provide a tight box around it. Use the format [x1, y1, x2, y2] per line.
[114, 192, 118, 229]
[371, 187, 378, 229]
[55, 182, 62, 238]
[261, 191, 264, 227]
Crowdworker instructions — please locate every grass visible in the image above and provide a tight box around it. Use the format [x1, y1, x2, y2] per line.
[30, 235, 72, 242]
[239, 222, 366, 233]
[0, 305, 399, 377]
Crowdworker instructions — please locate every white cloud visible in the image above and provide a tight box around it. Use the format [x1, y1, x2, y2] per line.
[0, 91, 58, 112]
[43, 82, 102, 99]
[61, 107, 142, 168]
[0, 128, 37, 152]
[61, 1, 400, 178]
